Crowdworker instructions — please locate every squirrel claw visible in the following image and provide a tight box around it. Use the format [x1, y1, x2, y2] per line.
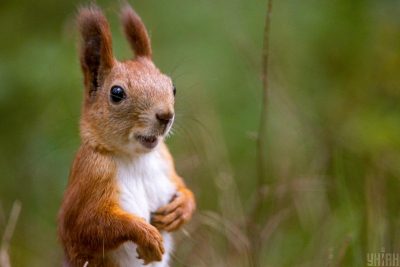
[151, 191, 194, 232]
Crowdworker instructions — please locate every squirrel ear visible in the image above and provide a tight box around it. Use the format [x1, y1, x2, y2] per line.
[77, 5, 114, 94]
[121, 4, 152, 59]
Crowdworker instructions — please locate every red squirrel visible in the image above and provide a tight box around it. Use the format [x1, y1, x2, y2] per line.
[58, 4, 195, 267]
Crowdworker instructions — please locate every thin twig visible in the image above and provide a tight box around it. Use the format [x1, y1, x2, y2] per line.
[0, 202, 5, 229]
[250, 0, 274, 223]
[257, 0, 273, 203]
[0, 200, 22, 267]
[245, 2, 274, 264]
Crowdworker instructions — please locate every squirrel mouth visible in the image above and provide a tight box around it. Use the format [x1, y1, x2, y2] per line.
[135, 135, 159, 149]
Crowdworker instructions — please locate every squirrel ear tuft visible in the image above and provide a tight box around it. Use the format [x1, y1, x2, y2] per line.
[121, 4, 152, 59]
[77, 4, 114, 94]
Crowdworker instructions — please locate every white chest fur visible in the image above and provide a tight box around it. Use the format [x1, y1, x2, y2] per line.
[112, 149, 176, 267]
[116, 149, 176, 220]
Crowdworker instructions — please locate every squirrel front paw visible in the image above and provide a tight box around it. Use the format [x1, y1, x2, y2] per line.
[151, 190, 195, 232]
[136, 223, 165, 264]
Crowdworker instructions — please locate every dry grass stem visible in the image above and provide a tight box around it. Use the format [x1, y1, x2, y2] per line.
[0, 201, 22, 267]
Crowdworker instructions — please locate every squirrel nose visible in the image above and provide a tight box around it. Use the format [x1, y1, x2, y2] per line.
[156, 112, 174, 125]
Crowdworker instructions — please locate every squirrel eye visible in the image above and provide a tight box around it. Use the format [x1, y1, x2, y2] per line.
[110, 86, 126, 103]
[173, 85, 176, 96]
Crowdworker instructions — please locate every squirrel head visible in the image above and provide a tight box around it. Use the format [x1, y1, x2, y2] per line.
[77, 4, 175, 155]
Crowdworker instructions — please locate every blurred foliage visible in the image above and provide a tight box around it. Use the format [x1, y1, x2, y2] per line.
[0, 0, 400, 266]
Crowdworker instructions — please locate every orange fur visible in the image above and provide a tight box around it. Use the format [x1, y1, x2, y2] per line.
[58, 4, 195, 266]
[121, 4, 152, 59]
[58, 144, 164, 266]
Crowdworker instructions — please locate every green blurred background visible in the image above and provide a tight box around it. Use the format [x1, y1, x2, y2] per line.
[0, 0, 400, 266]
